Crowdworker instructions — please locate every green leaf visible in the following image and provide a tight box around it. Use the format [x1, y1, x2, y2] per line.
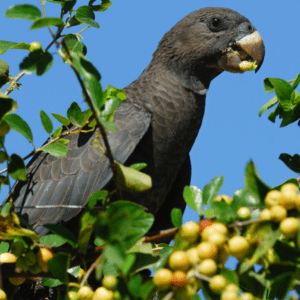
[3, 113, 33, 144]
[42, 277, 63, 287]
[62, 34, 87, 57]
[128, 274, 142, 298]
[211, 200, 236, 223]
[56, 138, 69, 144]
[0, 41, 30, 55]
[30, 17, 64, 30]
[5, 5, 41, 21]
[40, 234, 67, 247]
[291, 74, 300, 90]
[107, 201, 154, 250]
[115, 163, 152, 193]
[183, 185, 202, 212]
[279, 153, 300, 174]
[67, 102, 83, 127]
[51, 113, 71, 127]
[202, 175, 224, 205]
[53, 127, 63, 139]
[129, 163, 147, 171]
[121, 253, 136, 276]
[41, 143, 68, 157]
[259, 96, 278, 117]
[8, 154, 27, 181]
[44, 224, 78, 248]
[20, 49, 53, 75]
[75, 6, 100, 28]
[0, 97, 15, 119]
[48, 253, 70, 283]
[67, 265, 81, 278]
[90, 0, 112, 11]
[101, 97, 123, 122]
[0, 241, 10, 254]
[103, 243, 126, 268]
[244, 161, 270, 207]
[171, 208, 182, 228]
[129, 252, 159, 274]
[40, 110, 53, 134]
[152, 245, 172, 272]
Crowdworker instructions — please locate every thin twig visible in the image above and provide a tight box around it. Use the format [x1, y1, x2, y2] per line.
[80, 255, 101, 287]
[4, 71, 26, 96]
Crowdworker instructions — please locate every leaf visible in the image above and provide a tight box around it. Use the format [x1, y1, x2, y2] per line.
[121, 253, 136, 276]
[48, 253, 70, 283]
[128, 274, 142, 298]
[107, 201, 154, 250]
[40, 110, 53, 134]
[202, 175, 224, 205]
[171, 208, 182, 228]
[62, 34, 87, 56]
[183, 185, 197, 211]
[291, 74, 300, 90]
[30, 17, 64, 30]
[41, 143, 68, 157]
[5, 5, 41, 21]
[259, 96, 278, 117]
[115, 163, 152, 193]
[44, 224, 78, 248]
[3, 113, 33, 143]
[0, 241, 10, 254]
[211, 200, 236, 224]
[279, 153, 300, 174]
[101, 97, 123, 122]
[0, 41, 30, 55]
[67, 102, 83, 127]
[103, 243, 126, 269]
[244, 161, 270, 207]
[56, 139, 69, 144]
[130, 252, 159, 274]
[75, 6, 100, 28]
[90, 0, 112, 11]
[8, 154, 27, 181]
[129, 163, 147, 171]
[20, 49, 53, 75]
[152, 245, 172, 272]
[51, 113, 70, 127]
[67, 265, 81, 278]
[53, 127, 63, 139]
[40, 234, 67, 247]
[42, 277, 63, 287]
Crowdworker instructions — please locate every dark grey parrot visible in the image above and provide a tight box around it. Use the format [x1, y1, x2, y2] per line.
[5, 7, 265, 236]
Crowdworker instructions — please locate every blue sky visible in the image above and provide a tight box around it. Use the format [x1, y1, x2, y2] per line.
[0, 0, 299, 227]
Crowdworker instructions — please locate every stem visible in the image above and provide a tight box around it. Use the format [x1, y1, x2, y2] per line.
[4, 71, 26, 96]
[76, 25, 91, 36]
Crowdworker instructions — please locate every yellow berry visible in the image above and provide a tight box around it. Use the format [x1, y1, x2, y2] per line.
[265, 190, 281, 207]
[29, 41, 42, 52]
[181, 221, 199, 243]
[202, 223, 228, 240]
[153, 268, 173, 291]
[171, 270, 187, 289]
[221, 290, 239, 300]
[197, 242, 218, 259]
[239, 292, 254, 300]
[37, 248, 53, 271]
[237, 207, 251, 220]
[209, 275, 227, 294]
[66, 291, 79, 300]
[260, 208, 271, 221]
[281, 183, 298, 209]
[92, 287, 114, 300]
[280, 217, 299, 239]
[215, 195, 232, 205]
[78, 286, 94, 300]
[228, 236, 250, 260]
[169, 251, 190, 272]
[0, 289, 6, 300]
[270, 205, 287, 222]
[102, 275, 118, 291]
[207, 232, 227, 248]
[187, 247, 200, 265]
[199, 259, 217, 277]
[0, 252, 17, 263]
[224, 284, 239, 293]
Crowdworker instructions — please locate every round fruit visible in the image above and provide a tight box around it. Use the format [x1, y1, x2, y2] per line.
[224, 284, 239, 293]
[202, 223, 228, 240]
[37, 248, 53, 271]
[197, 241, 218, 259]
[24, 250, 36, 266]
[66, 291, 79, 300]
[181, 221, 199, 243]
[215, 195, 232, 205]
[16, 256, 29, 271]
[187, 247, 200, 265]
[153, 268, 173, 291]
[10, 241, 25, 257]
[281, 183, 298, 209]
[0, 252, 17, 263]
[270, 205, 287, 222]
[171, 270, 187, 289]
[92, 287, 114, 300]
[207, 232, 227, 248]
[228, 236, 250, 260]
[102, 275, 118, 291]
[169, 251, 190, 272]
[199, 219, 213, 233]
[78, 286, 94, 300]
[0, 289, 6, 300]
[28, 261, 43, 274]
[239, 292, 254, 300]
[280, 217, 299, 239]
[198, 259, 217, 277]
[260, 208, 271, 221]
[209, 275, 227, 294]
[221, 290, 239, 300]
[114, 291, 121, 300]
[217, 244, 229, 266]
[173, 284, 194, 300]
[237, 207, 251, 220]
[9, 277, 26, 286]
[0, 120, 10, 136]
[264, 190, 281, 207]
[29, 42, 42, 52]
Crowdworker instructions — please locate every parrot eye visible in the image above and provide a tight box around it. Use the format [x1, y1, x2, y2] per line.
[211, 18, 221, 28]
